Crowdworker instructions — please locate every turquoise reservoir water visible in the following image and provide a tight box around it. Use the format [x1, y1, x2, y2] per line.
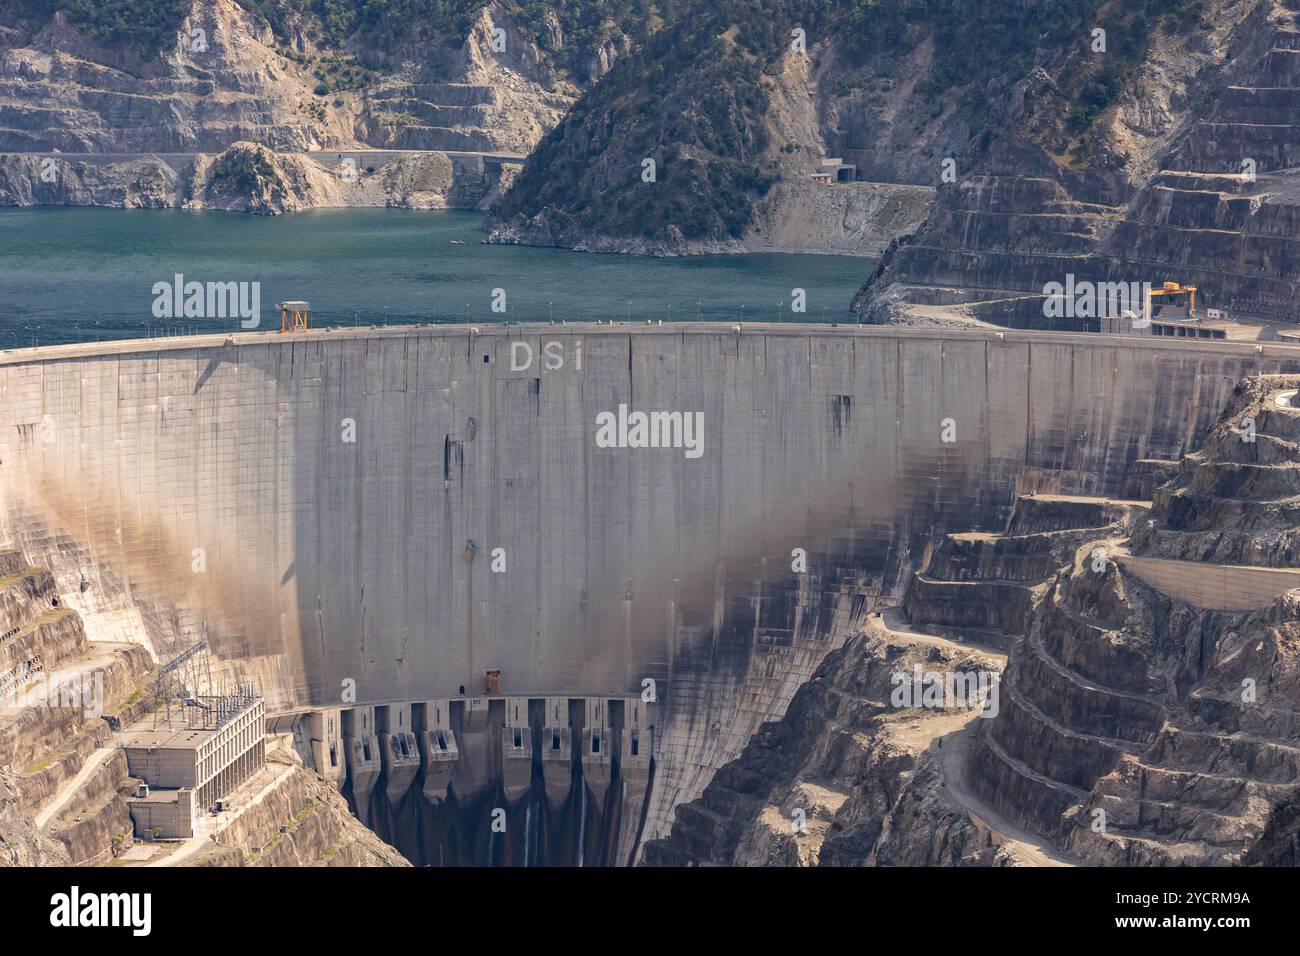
[0, 207, 873, 346]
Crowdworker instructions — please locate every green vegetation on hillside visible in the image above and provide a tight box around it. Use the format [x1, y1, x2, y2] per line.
[492, 0, 1210, 243]
[844, 0, 1207, 153]
[7, 0, 654, 81]
[11, 0, 192, 55]
[235, 0, 656, 81]
[492, 0, 825, 242]
[275, 46, 376, 95]
[207, 145, 290, 207]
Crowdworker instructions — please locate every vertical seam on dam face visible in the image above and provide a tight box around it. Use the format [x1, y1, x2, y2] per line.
[1024, 343, 1032, 472]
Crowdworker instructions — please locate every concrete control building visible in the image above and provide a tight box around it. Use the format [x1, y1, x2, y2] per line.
[121, 688, 266, 839]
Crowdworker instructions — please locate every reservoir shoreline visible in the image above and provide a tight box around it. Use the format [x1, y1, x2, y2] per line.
[0, 207, 873, 348]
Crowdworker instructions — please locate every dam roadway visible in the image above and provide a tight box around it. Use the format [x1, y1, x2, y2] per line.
[2, 321, 1297, 858]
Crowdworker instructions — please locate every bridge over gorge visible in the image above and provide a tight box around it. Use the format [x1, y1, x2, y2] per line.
[1, 322, 1296, 862]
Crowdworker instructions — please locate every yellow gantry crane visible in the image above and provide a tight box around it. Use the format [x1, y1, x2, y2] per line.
[278, 300, 310, 333]
[1148, 282, 1197, 319]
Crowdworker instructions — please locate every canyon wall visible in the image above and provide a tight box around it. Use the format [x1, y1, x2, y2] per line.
[857, 2, 1300, 325]
[0, 143, 519, 212]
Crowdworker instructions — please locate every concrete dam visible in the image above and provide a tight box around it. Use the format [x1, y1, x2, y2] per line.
[1, 322, 1296, 864]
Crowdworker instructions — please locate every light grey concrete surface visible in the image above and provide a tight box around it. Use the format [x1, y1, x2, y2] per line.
[1, 323, 1291, 710]
[2, 322, 1297, 852]
[1117, 554, 1300, 610]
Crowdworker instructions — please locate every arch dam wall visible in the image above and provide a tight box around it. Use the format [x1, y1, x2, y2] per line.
[1, 323, 1294, 861]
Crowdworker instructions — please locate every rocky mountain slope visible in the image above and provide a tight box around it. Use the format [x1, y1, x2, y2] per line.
[192, 754, 409, 867]
[9, 0, 1288, 266]
[0, 547, 153, 867]
[485, 0, 1212, 254]
[856, 0, 1300, 325]
[0, 139, 517, 211]
[0, 0, 939, 250]
[972, 378, 1300, 865]
[641, 622, 1020, 867]
[647, 382, 1300, 866]
[0, 542, 403, 868]
[0, 0, 629, 210]
[0, 0, 617, 153]
[643, 493, 1141, 866]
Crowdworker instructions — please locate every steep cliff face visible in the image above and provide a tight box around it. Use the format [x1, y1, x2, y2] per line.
[485, 0, 1210, 255]
[1134, 377, 1300, 566]
[0, 779, 69, 866]
[0, 153, 183, 207]
[0, 546, 154, 867]
[642, 620, 1033, 867]
[195, 755, 410, 867]
[648, 380, 1300, 867]
[0, 141, 516, 211]
[1245, 795, 1300, 863]
[0, 0, 614, 153]
[0, 0, 631, 209]
[856, 0, 1300, 325]
[959, 381, 1300, 866]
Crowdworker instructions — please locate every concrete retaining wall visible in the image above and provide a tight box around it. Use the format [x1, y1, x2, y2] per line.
[1117, 554, 1300, 610]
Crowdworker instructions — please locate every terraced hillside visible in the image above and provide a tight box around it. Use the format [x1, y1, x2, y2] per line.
[0, 548, 153, 866]
[0, 0, 608, 154]
[971, 378, 1300, 864]
[858, 0, 1300, 325]
[0, 0, 635, 210]
[642, 493, 1147, 865]
[646, 376, 1300, 866]
[0, 540, 407, 867]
